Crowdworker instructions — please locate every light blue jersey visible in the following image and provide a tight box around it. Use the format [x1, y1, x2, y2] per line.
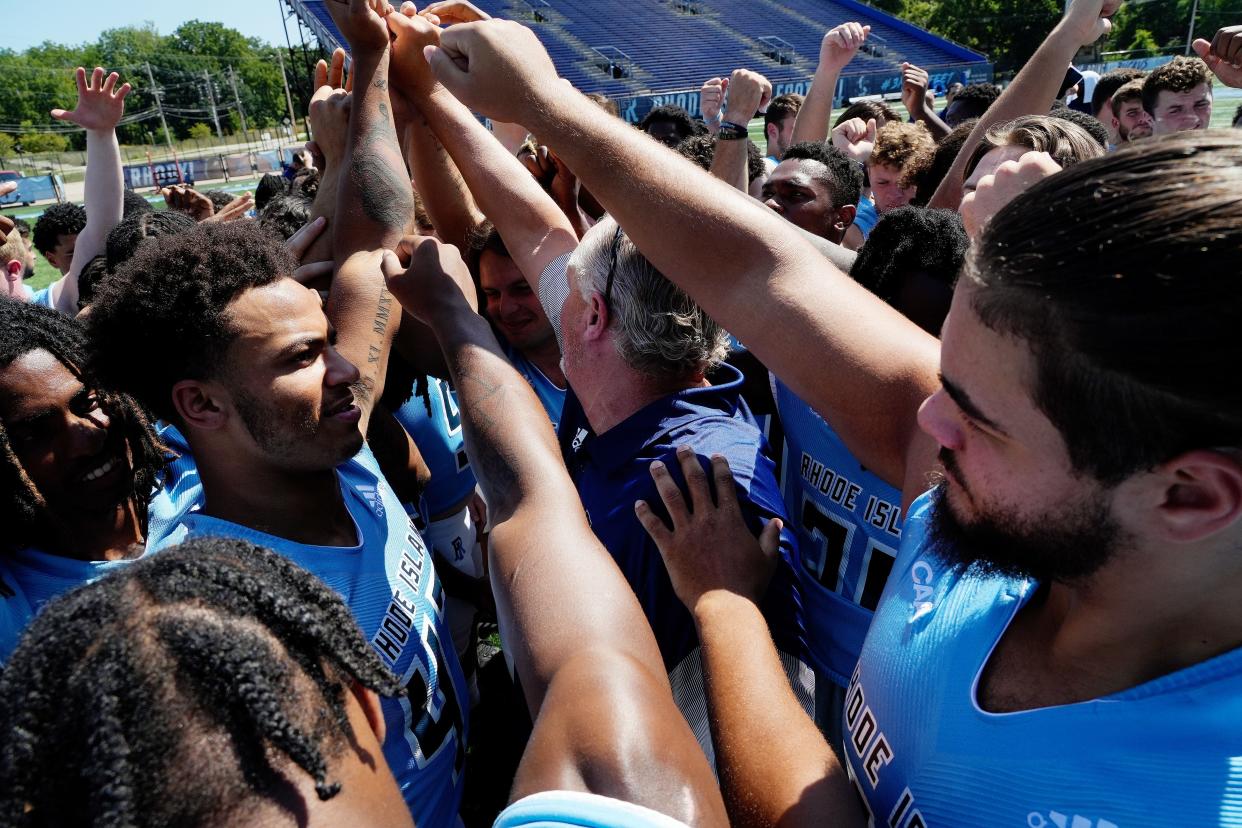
[0, 424, 201, 662]
[393, 377, 477, 519]
[0, 562, 33, 664]
[844, 492, 1242, 827]
[28, 285, 54, 309]
[773, 377, 903, 688]
[494, 791, 691, 828]
[150, 444, 469, 828]
[505, 343, 565, 430]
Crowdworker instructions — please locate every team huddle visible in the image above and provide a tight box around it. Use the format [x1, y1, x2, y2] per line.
[0, 0, 1240, 825]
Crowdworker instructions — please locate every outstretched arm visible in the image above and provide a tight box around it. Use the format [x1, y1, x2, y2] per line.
[388, 10, 577, 293]
[710, 69, 770, 192]
[790, 22, 869, 145]
[323, 0, 412, 432]
[385, 239, 726, 824]
[637, 449, 863, 827]
[927, 0, 1118, 210]
[427, 20, 939, 499]
[48, 67, 130, 314]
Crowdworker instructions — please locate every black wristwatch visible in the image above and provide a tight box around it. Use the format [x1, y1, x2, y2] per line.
[717, 121, 749, 141]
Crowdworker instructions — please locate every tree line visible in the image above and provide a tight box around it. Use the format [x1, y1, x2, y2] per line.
[0, 21, 326, 158]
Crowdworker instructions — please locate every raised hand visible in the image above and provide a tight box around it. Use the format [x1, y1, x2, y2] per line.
[700, 76, 725, 128]
[635, 446, 782, 610]
[383, 235, 477, 323]
[831, 116, 877, 163]
[819, 21, 870, 71]
[425, 19, 562, 124]
[901, 62, 931, 115]
[313, 48, 352, 92]
[161, 185, 215, 222]
[50, 67, 131, 133]
[203, 192, 253, 223]
[0, 184, 14, 237]
[1062, 0, 1121, 46]
[959, 150, 1062, 239]
[387, 3, 444, 100]
[1193, 26, 1242, 89]
[324, 0, 394, 54]
[308, 86, 352, 171]
[722, 68, 772, 125]
[422, 0, 490, 25]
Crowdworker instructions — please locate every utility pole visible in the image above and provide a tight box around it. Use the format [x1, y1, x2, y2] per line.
[202, 70, 223, 138]
[143, 61, 175, 153]
[1185, 0, 1200, 55]
[276, 49, 300, 142]
[227, 66, 250, 146]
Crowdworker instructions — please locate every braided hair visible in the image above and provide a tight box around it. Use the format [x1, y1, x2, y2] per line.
[0, 298, 166, 554]
[0, 536, 405, 828]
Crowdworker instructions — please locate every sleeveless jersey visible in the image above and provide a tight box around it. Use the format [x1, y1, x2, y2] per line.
[773, 377, 904, 687]
[0, 423, 202, 662]
[150, 445, 469, 828]
[844, 491, 1242, 827]
[505, 342, 566, 430]
[393, 377, 477, 519]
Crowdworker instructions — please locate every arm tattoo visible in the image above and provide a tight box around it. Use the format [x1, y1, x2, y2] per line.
[350, 99, 414, 229]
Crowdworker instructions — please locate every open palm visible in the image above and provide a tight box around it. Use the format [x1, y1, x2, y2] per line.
[51, 67, 131, 132]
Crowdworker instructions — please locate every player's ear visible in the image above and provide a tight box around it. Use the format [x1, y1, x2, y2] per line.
[348, 680, 387, 744]
[1139, 449, 1242, 543]
[171, 380, 229, 431]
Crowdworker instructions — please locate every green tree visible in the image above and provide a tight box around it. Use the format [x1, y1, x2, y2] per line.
[187, 122, 213, 140]
[0, 133, 14, 166]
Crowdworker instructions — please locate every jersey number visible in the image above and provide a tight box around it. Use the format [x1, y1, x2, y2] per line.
[801, 499, 897, 611]
[403, 604, 466, 777]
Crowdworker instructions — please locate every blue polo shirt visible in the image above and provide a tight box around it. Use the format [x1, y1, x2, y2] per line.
[558, 362, 809, 678]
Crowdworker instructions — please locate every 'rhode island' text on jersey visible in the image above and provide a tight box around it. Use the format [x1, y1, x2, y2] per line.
[773, 377, 904, 688]
[149, 444, 468, 828]
[844, 492, 1242, 827]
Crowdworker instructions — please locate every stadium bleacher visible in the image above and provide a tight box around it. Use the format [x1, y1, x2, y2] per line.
[288, 0, 986, 99]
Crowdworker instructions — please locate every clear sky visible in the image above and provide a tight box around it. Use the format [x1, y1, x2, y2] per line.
[1, 0, 298, 51]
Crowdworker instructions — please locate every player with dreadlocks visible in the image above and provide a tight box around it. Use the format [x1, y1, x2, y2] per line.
[0, 536, 416, 828]
[0, 298, 170, 661]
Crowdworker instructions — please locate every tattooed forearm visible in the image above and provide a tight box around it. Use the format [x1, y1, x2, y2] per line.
[371, 288, 394, 336]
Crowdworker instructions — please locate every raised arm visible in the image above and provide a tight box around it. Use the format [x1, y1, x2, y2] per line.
[428, 21, 939, 497]
[901, 63, 950, 140]
[384, 238, 726, 824]
[790, 22, 869, 145]
[709, 69, 770, 192]
[48, 67, 130, 314]
[323, 0, 412, 432]
[927, 0, 1118, 210]
[637, 450, 863, 827]
[388, 10, 577, 292]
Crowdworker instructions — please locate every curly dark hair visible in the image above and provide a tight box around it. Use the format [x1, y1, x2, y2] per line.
[674, 134, 767, 183]
[255, 172, 290, 212]
[912, 118, 977, 204]
[639, 104, 701, 144]
[104, 210, 197, 272]
[292, 169, 320, 201]
[1141, 55, 1212, 113]
[1049, 103, 1109, 150]
[202, 189, 236, 212]
[0, 536, 404, 828]
[0, 298, 166, 554]
[75, 254, 110, 310]
[259, 192, 312, 241]
[944, 82, 1001, 125]
[87, 221, 297, 423]
[781, 141, 864, 209]
[31, 202, 86, 256]
[122, 188, 154, 218]
[851, 207, 967, 320]
[11, 216, 30, 241]
[834, 99, 901, 129]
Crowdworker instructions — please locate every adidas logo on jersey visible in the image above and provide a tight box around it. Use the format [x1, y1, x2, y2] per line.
[1026, 811, 1119, 828]
[571, 427, 590, 452]
[356, 484, 386, 518]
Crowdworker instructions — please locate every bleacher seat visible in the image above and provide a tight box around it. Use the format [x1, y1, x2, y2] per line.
[290, 0, 985, 98]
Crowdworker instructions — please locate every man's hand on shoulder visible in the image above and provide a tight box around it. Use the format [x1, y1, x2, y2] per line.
[636, 446, 782, 613]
